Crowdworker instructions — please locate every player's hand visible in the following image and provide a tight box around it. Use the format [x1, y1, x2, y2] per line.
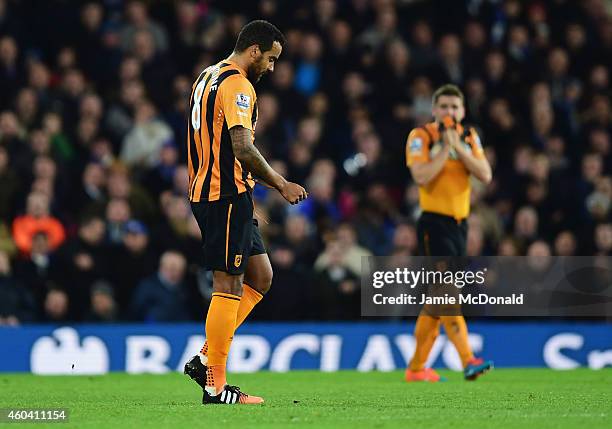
[279, 182, 308, 205]
[441, 127, 461, 150]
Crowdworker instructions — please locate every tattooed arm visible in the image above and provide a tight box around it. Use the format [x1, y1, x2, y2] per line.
[230, 125, 286, 189]
[230, 125, 308, 204]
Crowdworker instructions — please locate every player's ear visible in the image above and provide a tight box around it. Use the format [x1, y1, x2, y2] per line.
[250, 45, 260, 59]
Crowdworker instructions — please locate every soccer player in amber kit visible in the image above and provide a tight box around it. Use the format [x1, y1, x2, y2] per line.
[405, 84, 493, 382]
[183, 20, 307, 404]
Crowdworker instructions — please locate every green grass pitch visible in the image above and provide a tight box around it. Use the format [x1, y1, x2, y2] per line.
[2, 369, 611, 429]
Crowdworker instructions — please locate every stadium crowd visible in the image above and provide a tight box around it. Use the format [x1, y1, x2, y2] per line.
[1, 0, 611, 323]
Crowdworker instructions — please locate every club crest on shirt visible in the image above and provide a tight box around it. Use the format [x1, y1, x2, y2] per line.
[236, 93, 250, 110]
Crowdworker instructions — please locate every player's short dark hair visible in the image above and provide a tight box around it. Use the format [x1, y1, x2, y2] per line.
[432, 84, 465, 105]
[234, 20, 286, 53]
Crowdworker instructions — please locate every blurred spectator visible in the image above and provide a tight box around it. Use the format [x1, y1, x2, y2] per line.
[594, 223, 612, 256]
[377, 37, 412, 123]
[315, 222, 372, 277]
[0, 36, 21, 110]
[467, 223, 485, 257]
[15, 231, 55, 305]
[120, 1, 169, 53]
[513, 206, 539, 249]
[433, 34, 464, 86]
[106, 164, 156, 224]
[410, 20, 436, 70]
[0, 221, 16, 257]
[120, 100, 174, 168]
[354, 184, 397, 255]
[358, 6, 398, 54]
[84, 280, 118, 322]
[390, 222, 418, 256]
[255, 243, 311, 320]
[296, 173, 340, 230]
[72, 162, 107, 216]
[463, 21, 487, 74]
[279, 213, 317, 266]
[105, 198, 131, 244]
[294, 33, 323, 97]
[172, 165, 190, 195]
[470, 182, 504, 250]
[313, 240, 360, 320]
[527, 240, 552, 257]
[131, 250, 192, 322]
[0, 250, 35, 324]
[323, 20, 354, 85]
[554, 230, 577, 256]
[105, 80, 146, 143]
[109, 220, 156, 317]
[586, 176, 612, 221]
[41, 286, 70, 322]
[12, 192, 65, 256]
[409, 76, 434, 125]
[498, 237, 520, 256]
[268, 61, 305, 122]
[55, 215, 109, 319]
[144, 140, 180, 196]
[153, 194, 201, 262]
[130, 29, 174, 107]
[0, 144, 20, 220]
[75, 2, 109, 82]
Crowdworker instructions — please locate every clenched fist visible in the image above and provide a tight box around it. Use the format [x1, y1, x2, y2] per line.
[279, 182, 308, 205]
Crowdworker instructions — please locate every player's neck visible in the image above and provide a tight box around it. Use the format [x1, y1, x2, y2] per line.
[226, 52, 249, 75]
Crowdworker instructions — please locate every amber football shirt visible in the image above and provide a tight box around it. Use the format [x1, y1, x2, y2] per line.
[406, 121, 485, 220]
[187, 60, 257, 202]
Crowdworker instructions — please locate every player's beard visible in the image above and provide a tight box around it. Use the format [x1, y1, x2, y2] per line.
[247, 60, 267, 84]
[247, 69, 259, 83]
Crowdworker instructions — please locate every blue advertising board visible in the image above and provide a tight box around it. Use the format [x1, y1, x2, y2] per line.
[0, 322, 610, 374]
